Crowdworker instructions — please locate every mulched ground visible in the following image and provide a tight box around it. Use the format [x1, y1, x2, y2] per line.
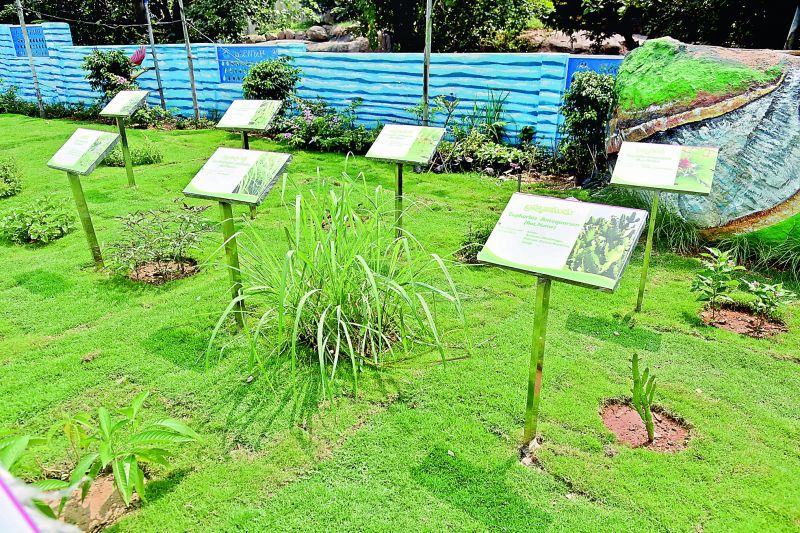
[700, 304, 787, 338]
[129, 259, 198, 285]
[601, 402, 689, 453]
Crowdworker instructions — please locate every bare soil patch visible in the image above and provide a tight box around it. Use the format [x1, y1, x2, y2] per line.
[601, 401, 689, 452]
[700, 304, 787, 338]
[48, 474, 136, 532]
[515, 171, 577, 191]
[129, 259, 198, 285]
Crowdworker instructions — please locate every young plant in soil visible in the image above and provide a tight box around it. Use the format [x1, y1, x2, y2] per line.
[107, 206, 211, 284]
[631, 352, 656, 443]
[690, 247, 744, 320]
[742, 279, 795, 336]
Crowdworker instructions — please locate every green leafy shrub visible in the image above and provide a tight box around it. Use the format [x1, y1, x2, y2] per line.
[631, 352, 656, 443]
[742, 280, 795, 334]
[274, 97, 379, 153]
[211, 174, 463, 397]
[107, 208, 211, 280]
[456, 220, 496, 264]
[0, 196, 75, 245]
[82, 49, 139, 102]
[690, 247, 745, 319]
[243, 57, 302, 102]
[0, 156, 22, 198]
[127, 105, 216, 130]
[0, 85, 101, 120]
[560, 70, 617, 182]
[104, 138, 164, 167]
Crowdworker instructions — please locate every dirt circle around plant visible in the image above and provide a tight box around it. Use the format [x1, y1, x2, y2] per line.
[129, 258, 199, 285]
[601, 401, 689, 453]
[700, 303, 787, 338]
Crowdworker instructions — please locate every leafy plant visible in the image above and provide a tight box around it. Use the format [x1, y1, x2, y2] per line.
[690, 247, 745, 320]
[631, 352, 656, 443]
[211, 173, 463, 398]
[0, 156, 22, 198]
[455, 90, 510, 144]
[243, 57, 302, 102]
[45, 392, 199, 509]
[104, 138, 164, 167]
[82, 49, 148, 103]
[0, 196, 75, 245]
[407, 94, 461, 130]
[741, 280, 795, 335]
[456, 220, 496, 264]
[106, 207, 211, 279]
[560, 70, 617, 182]
[566, 212, 641, 280]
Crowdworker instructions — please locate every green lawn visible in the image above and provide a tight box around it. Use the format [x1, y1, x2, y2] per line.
[1, 114, 799, 532]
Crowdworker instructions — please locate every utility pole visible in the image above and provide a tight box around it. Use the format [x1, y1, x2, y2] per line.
[422, 0, 432, 126]
[176, 0, 200, 123]
[144, 0, 167, 109]
[15, 0, 45, 118]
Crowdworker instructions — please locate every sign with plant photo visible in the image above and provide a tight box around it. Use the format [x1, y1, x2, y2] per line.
[478, 194, 648, 291]
[183, 147, 291, 205]
[47, 129, 120, 175]
[366, 125, 446, 165]
[611, 142, 719, 195]
[99, 90, 149, 118]
[217, 100, 283, 132]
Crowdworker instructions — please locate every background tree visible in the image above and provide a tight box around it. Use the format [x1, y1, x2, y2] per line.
[546, 0, 644, 50]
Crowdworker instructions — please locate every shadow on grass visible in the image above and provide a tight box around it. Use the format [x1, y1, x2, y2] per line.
[142, 467, 191, 503]
[411, 448, 551, 529]
[143, 325, 210, 371]
[565, 312, 663, 352]
[14, 269, 73, 297]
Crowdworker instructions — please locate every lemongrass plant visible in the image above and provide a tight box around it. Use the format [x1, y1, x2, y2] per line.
[211, 172, 463, 399]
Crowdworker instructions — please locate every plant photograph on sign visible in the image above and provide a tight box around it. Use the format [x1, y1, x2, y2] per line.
[566, 210, 644, 280]
[675, 146, 717, 192]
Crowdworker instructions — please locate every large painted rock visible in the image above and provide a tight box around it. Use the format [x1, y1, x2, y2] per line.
[610, 37, 800, 242]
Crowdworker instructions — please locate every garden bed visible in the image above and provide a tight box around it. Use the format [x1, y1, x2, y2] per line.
[700, 303, 787, 338]
[601, 401, 689, 453]
[129, 259, 199, 285]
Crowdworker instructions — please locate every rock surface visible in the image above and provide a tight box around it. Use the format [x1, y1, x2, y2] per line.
[518, 29, 646, 55]
[611, 38, 800, 240]
[306, 25, 329, 42]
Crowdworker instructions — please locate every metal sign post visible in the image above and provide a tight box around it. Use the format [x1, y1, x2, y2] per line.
[219, 201, 245, 329]
[116, 117, 136, 187]
[176, 0, 200, 123]
[395, 162, 404, 238]
[144, 0, 167, 110]
[67, 172, 104, 268]
[422, 0, 432, 126]
[524, 277, 552, 443]
[635, 192, 659, 312]
[14, 0, 45, 118]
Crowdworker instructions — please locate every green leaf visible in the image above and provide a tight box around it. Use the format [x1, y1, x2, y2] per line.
[0, 435, 30, 470]
[70, 452, 100, 486]
[31, 478, 70, 491]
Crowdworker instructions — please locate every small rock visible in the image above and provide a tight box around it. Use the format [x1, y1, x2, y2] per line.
[243, 34, 266, 44]
[245, 375, 255, 384]
[307, 25, 329, 42]
[603, 444, 618, 457]
[264, 32, 278, 41]
[330, 24, 350, 37]
[81, 350, 101, 363]
[294, 31, 307, 40]
[447, 449, 455, 457]
[484, 167, 496, 176]
[613, 331, 620, 336]
[566, 492, 578, 500]
[280, 28, 295, 40]
[695, 388, 703, 394]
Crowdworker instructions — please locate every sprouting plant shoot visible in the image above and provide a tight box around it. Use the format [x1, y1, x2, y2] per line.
[690, 247, 744, 320]
[631, 353, 656, 443]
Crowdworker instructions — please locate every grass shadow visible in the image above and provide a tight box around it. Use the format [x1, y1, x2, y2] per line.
[411, 447, 552, 529]
[565, 312, 663, 352]
[143, 326, 209, 371]
[14, 269, 73, 297]
[141, 467, 191, 503]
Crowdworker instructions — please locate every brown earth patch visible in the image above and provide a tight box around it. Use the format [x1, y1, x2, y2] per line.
[514, 171, 577, 191]
[700, 304, 787, 338]
[129, 259, 198, 285]
[48, 474, 137, 532]
[601, 401, 689, 452]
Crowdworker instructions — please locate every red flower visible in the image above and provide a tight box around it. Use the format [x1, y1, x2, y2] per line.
[679, 158, 692, 168]
[131, 46, 146, 66]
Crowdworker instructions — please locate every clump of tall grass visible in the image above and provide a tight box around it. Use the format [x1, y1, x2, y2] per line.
[718, 233, 800, 283]
[211, 173, 463, 398]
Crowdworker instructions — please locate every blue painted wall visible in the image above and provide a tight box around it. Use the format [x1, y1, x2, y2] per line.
[0, 23, 622, 145]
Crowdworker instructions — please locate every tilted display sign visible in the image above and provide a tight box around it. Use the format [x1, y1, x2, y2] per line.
[99, 90, 150, 187]
[47, 128, 121, 268]
[611, 141, 719, 310]
[479, 193, 648, 443]
[183, 148, 292, 328]
[365, 125, 446, 236]
[217, 100, 282, 133]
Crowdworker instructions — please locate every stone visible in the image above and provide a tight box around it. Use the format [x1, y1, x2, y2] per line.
[611, 38, 800, 242]
[279, 28, 295, 40]
[264, 32, 278, 41]
[330, 24, 350, 38]
[518, 29, 645, 55]
[307, 25, 329, 42]
[307, 37, 369, 53]
[243, 34, 266, 44]
[294, 31, 307, 40]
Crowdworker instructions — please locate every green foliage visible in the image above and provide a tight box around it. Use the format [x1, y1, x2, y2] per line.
[560, 70, 616, 181]
[186, 0, 258, 42]
[81, 49, 138, 103]
[274, 96, 379, 153]
[742, 280, 795, 332]
[630, 352, 656, 443]
[47, 391, 199, 507]
[242, 57, 302, 102]
[718, 234, 800, 283]
[211, 174, 463, 398]
[455, 90, 510, 144]
[351, 0, 536, 52]
[690, 247, 745, 319]
[456, 220, 496, 264]
[127, 105, 216, 130]
[1, 84, 101, 120]
[547, 0, 642, 50]
[106, 207, 211, 276]
[0, 156, 22, 198]
[0, 196, 75, 245]
[104, 138, 164, 167]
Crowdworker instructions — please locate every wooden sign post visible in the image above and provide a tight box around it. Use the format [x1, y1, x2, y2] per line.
[479, 193, 648, 444]
[216, 100, 283, 219]
[611, 142, 719, 312]
[47, 128, 121, 268]
[183, 147, 292, 328]
[366, 125, 445, 237]
[100, 90, 149, 188]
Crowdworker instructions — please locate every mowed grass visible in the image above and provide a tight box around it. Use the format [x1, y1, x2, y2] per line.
[1, 114, 799, 532]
